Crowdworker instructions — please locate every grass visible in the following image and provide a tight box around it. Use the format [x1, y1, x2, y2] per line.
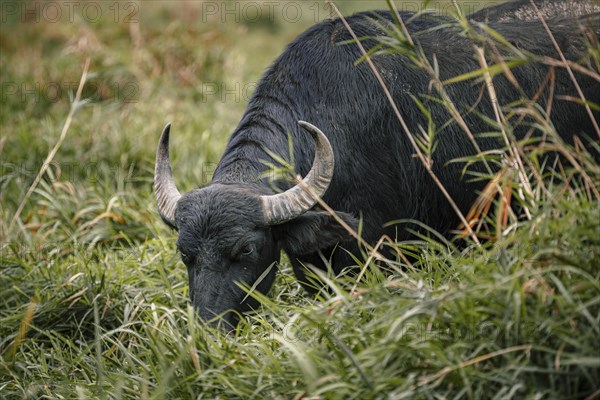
[1, 0, 599, 398]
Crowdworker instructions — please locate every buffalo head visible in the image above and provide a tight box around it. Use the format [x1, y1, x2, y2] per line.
[154, 121, 355, 330]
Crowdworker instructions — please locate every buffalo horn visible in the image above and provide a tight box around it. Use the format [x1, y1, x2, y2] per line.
[154, 123, 182, 227]
[261, 121, 334, 225]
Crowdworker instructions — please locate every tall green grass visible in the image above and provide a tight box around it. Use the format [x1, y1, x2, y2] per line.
[1, 1, 599, 398]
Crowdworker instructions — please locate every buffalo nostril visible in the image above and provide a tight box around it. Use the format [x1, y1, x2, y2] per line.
[201, 312, 239, 334]
[219, 311, 240, 333]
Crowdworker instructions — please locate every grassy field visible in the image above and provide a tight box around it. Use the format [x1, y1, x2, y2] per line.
[1, 0, 599, 398]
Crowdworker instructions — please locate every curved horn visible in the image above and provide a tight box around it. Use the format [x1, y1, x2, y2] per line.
[154, 123, 182, 228]
[261, 121, 334, 225]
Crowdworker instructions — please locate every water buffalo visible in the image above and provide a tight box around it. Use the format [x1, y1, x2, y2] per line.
[155, 0, 599, 329]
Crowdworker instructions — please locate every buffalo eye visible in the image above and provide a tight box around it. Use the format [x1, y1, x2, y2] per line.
[241, 244, 254, 256]
[232, 242, 255, 261]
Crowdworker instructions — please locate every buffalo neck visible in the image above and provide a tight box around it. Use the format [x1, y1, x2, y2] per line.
[211, 121, 305, 190]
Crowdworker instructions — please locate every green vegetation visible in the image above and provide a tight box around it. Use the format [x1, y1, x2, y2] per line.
[1, 1, 598, 398]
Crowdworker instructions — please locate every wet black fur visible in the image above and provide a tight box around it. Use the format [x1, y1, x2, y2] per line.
[169, 1, 600, 329]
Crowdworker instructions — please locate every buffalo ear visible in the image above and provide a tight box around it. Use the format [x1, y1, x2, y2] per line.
[274, 210, 359, 256]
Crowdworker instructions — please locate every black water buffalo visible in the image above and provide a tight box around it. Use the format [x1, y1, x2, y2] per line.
[155, 0, 600, 329]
